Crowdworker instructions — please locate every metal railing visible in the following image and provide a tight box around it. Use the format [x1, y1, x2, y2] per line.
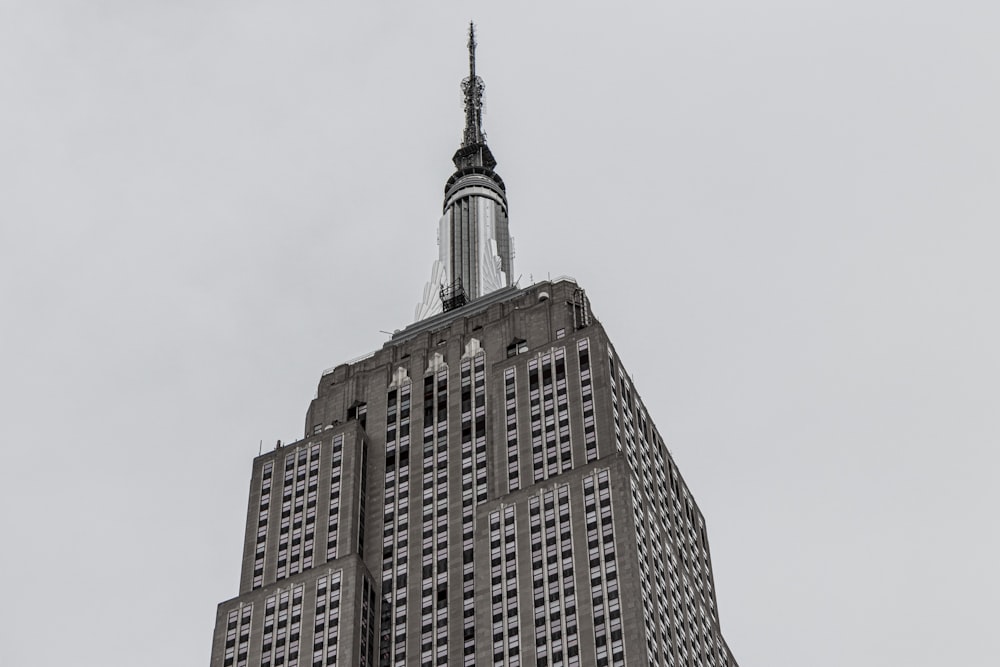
[320, 349, 377, 377]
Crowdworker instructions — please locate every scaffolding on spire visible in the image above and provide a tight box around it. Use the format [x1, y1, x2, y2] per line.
[461, 22, 485, 148]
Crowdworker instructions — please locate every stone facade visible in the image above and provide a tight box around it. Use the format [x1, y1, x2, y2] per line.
[211, 278, 738, 667]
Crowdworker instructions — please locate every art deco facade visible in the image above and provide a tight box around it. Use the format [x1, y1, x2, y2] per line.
[210, 26, 739, 667]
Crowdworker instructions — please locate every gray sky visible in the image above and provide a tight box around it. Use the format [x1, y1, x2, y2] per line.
[1, 1, 997, 665]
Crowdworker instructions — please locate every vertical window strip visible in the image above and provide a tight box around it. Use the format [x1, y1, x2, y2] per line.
[314, 575, 328, 667]
[289, 448, 309, 577]
[531, 484, 575, 667]
[261, 585, 303, 667]
[489, 511, 504, 666]
[616, 365, 638, 474]
[529, 497, 544, 663]
[303, 444, 320, 571]
[542, 353, 557, 480]
[261, 595, 276, 667]
[587, 469, 624, 667]
[420, 376, 435, 661]
[554, 348, 572, 473]
[277, 453, 296, 581]
[584, 475, 606, 667]
[223, 603, 253, 667]
[289, 584, 303, 667]
[358, 441, 369, 557]
[381, 382, 411, 666]
[274, 444, 322, 583]
[314, 571, 342, 667]
[608, 348, 623, 454]
[636, 404, 670, 667]
[577, 339, 597, 463]
[502, 505, 520, 666]
[557, 485, 578, 667]
[254, 462, 273, 589]
[360, 577, 377, 667]
[504, 367, 519, 492]
[631, 474, 654, 660]
[460, 353, 487, 665]
[326, 571, 342, 666]
[473, 354, 487, 504]
[537, 489, 556, 665]
[433, 368, 449, 661]
[394, 384, 411, 666]
[327, 435, 344, 560]
[530, 348, 570, 483]
[420, 368, 450, 662]
[529, 358, 542, 483]
[489, 506, 520, 667]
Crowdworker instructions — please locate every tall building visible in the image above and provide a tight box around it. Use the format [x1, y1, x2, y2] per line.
[210, 25, 739, 667]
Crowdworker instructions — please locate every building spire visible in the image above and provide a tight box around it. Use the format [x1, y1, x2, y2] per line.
[453, 22, 496, 171]
[462, 22, 485, 147]
[415, 23, 512, 321]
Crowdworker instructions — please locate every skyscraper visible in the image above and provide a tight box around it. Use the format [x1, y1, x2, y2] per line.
[210, 24, 739, 667]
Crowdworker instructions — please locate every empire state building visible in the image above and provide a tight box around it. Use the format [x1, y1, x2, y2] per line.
[210, 24, 740, 667]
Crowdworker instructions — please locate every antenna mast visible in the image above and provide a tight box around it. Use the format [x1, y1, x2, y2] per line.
[462, 22, 485, 147]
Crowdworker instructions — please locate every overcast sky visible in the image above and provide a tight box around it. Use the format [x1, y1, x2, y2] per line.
[1, 1, 997, 665]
